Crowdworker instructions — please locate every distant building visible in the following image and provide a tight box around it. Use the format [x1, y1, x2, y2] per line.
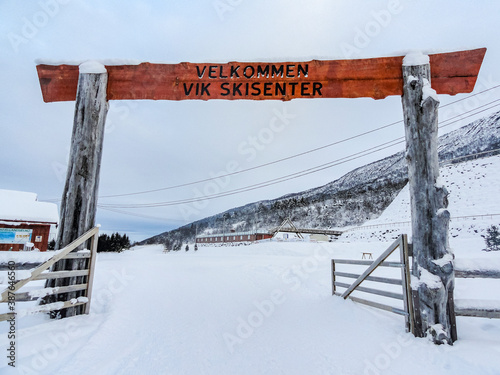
[196, 231, 273, 244]
[309, 233, 330, 242]
[0, 189, 59, 251]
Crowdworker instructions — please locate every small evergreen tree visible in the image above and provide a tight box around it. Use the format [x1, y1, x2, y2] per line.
[185, 244, 189, 252]
[483, 225, 500, 251]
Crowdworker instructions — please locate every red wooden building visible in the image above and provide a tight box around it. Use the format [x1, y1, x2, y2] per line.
[196, 231, 273, 245]
[0, 189, 59, 252]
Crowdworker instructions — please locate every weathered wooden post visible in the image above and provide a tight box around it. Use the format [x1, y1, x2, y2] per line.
[401, 52, 456, 344]
[45, 61, 108, 318]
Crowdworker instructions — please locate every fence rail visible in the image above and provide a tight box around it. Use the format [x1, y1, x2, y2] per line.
[0, 226, 99, 322]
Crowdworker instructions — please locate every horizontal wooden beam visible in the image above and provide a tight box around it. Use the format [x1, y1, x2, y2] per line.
[455, 269, 500, 279]
[63, 252, 91, 260]
[36, 48, 486, 102]
[270, 227, 343, 235]
[334, 292, 408, 316]
[334, 271, 402, 285]
[334, 281, 404, 300]
[0, 262, 42, 271]
[333, 259, 404, 268]
[0, 300, 87, 322]
[455, 307, 500, 319]
[33, 269, 89, 280]
[11, 284, 88, 302]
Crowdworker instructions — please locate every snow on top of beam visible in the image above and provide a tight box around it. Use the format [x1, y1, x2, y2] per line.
[35, 48, 483, 66]
[79, 61, 107, 74]
[403, 51, 430, 66]
[35, 58, 142, 66]
[0, 189, 59, 224]
[455, 258, 500, 273]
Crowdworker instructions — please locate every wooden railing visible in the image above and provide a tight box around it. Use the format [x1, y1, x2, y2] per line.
[332, 235, 414, 334]
[0, 226, 99, 321]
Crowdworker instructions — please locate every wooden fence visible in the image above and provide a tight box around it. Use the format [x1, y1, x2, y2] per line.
[332, 235, 500, 337]
[0, 226, 99, 322]
[331, 235, 414, 334]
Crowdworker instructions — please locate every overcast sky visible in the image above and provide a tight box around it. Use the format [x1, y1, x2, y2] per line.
[1, 0, 499, 242]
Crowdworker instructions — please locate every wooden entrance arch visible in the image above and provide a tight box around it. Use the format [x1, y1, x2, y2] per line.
[37, 49, 485, 102]
[36, 49, 486, 342]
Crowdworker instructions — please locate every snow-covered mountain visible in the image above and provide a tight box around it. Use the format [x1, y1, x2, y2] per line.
[342, 153, 500, 243]
[141, 111, 500, 248]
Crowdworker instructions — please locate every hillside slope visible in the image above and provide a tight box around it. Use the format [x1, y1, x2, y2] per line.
[342, 154, 500, 243]
[141, 111, 500, 248]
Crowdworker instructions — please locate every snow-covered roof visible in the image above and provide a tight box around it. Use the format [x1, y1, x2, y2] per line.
[0, 189, 58, 224]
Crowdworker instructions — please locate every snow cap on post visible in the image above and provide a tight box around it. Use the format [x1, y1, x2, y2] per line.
[79, 61, 107, 74]
[403, 51, 430, 66]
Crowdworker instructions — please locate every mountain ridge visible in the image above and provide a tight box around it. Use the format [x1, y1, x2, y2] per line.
[140, 111, 500, 249]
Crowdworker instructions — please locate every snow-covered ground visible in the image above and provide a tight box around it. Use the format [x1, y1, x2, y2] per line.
[1, 155, 500, 375]
[0, 239, 499, 375]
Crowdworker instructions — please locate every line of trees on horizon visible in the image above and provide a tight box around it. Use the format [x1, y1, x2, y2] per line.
[97, 232, 131, 253]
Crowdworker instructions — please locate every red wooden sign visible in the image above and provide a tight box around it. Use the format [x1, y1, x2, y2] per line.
[36, 48, 486, 103]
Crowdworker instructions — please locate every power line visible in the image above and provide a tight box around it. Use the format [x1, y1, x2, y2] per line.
[99, 138, 405, 209]
[41, 85, 500, 204]
[98, 84, 500, 199]
[439, 99, 500, 129]
[99, 101, 500, 210]
[98, 147, 500, 220]
[99, 120, 403, 199]
[98, 206, 181, 222]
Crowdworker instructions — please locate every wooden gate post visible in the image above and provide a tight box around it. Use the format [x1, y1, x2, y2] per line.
[46, 62, 108, 318]
[401, 52, 456, 344]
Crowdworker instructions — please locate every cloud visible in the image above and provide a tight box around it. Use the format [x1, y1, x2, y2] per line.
[1, 0, 498, 240]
